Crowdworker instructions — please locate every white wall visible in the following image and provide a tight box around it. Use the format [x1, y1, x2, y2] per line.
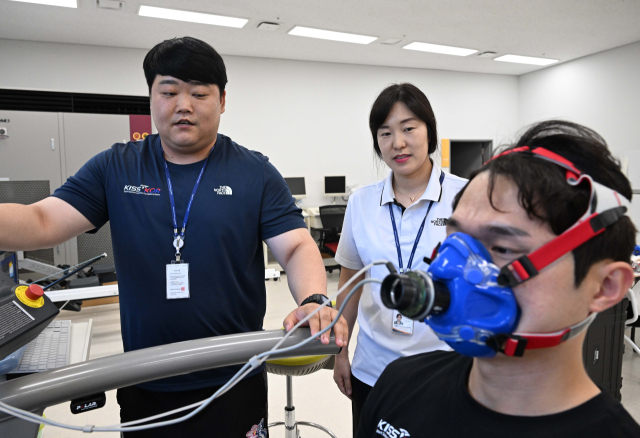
[0, 39, 519, 206]
[0, 40, 149, 96]
[519, 40, 640, 161]
[518, 40, 640, 231]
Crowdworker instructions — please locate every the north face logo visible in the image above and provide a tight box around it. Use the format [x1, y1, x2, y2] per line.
[214, 186, 232, 195]
[431, 218, 448, 226]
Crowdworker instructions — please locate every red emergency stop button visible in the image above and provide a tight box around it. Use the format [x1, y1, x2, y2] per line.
[25, 284, 44, 301]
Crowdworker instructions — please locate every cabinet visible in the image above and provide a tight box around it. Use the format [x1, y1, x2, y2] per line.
[61, 113, 129, 267]
[0, 111, 66, 266]
[0, 110, 130, 267]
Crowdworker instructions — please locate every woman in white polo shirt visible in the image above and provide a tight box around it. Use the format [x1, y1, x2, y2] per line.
[333, 83, 467, 436]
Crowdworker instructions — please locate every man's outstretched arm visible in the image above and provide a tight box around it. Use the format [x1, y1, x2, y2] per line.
[266, 228, 347, 347]
[0, 197, 95, 251]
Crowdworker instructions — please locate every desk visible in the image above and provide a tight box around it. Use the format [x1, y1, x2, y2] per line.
[263, 242, 283, 272]
[302, 210, 310, 230]
[304, 207, 323, 229]
[69, 320, 93, 364]
[263, 210, 313, 272]
[262, 209, 339, 273]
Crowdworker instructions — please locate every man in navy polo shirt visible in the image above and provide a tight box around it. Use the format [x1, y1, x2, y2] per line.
[0, 37, 346, 437]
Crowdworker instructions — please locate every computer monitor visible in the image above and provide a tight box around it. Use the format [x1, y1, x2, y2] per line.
[284, 177, 306, 200]
[324, 176, 347, 197]
[0, 252, 19, 284]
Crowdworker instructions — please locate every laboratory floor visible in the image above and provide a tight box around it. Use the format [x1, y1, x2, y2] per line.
[38, 272, 640, 437]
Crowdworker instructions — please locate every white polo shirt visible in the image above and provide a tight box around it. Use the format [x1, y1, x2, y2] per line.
[335, 163, 467, 386]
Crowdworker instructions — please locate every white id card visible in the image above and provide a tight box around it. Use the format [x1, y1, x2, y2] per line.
[392, 312, 414, 335]
[166, 263, 190, 299]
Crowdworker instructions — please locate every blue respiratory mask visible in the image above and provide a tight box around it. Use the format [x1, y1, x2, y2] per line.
[381, 232, 520, 357]
[380, 146, 630, 357]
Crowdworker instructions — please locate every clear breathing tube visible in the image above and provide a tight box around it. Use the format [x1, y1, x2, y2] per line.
[0, 260, 391, 433]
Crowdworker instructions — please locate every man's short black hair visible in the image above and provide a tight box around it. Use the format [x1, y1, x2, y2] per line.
[143, 36, 228, 95]
[452, 120, 636, 286]
[369, 83, 438, 158]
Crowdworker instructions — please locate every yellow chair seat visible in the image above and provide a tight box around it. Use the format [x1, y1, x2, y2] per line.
[266, 354, 331, 376]
[267, 305, 337, 375]
[267, 355, 328, 366]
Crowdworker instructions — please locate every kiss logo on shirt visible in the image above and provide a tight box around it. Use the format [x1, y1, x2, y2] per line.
[123, 184, 162, 196]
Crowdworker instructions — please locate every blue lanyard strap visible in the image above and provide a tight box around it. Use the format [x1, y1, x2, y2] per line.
[389, 171, 445, 273]
[162, 144, 215, 253]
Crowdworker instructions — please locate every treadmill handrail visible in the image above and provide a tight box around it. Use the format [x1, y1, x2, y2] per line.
[0, 328, 338, 421]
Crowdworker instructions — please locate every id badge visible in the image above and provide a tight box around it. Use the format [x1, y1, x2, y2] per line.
[392, 312, 414, 335]
[166, 263, 190, 299]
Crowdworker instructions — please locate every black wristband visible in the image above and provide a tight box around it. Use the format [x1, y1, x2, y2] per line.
[300, 294, 331, 308]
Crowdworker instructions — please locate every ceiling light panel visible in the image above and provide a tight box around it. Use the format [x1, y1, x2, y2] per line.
[404, 42, 477, 56]
[494, 54, 558, 66]
[138, 5, 248, 28]
[288, 26, 377, 44]
[9, 0, 77, 7]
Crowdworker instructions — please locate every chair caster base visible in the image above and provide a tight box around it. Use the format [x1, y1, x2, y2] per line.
[268, 420, 337, 438]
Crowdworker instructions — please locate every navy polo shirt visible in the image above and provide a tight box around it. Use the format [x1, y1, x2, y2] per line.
[53, 133, 306, 391]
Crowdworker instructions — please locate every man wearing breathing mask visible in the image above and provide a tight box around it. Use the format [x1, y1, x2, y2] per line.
[356, 120, 640, 437]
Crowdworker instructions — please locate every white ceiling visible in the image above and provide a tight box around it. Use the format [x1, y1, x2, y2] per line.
[1, 0, 640, 76]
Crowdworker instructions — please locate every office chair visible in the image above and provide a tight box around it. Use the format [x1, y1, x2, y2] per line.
[311, 205, 346, 273]
[267, 354, 337, 438]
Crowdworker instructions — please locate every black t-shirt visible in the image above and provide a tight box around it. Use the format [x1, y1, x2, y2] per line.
[357, 351, 640, 438]
[52, 134, 306, 391]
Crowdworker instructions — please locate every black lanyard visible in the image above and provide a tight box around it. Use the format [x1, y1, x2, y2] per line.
[388, 171, 445, 273]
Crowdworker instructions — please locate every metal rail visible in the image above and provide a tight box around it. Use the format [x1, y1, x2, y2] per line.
[0, 328, 338, 422]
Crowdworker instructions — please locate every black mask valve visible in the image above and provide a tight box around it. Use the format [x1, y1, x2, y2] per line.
[380, 271, 450, 321]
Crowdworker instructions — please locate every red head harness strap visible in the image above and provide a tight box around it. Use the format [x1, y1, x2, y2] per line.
[483, 146, 629, 356]
[489, 146, 629, 288]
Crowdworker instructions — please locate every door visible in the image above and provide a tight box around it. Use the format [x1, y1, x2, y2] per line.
[449, 140, 493, 179]
[0, 110, 62, 190]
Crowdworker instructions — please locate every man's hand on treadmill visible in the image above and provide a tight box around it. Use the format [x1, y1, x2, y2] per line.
[283, 304, 348, 347]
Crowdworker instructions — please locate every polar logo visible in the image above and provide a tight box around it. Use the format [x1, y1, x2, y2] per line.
[376, 420, 410, 438]
[124, 184, 162, 196]
[214, 186, 233, 195]
[76, 402, 97, 411]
